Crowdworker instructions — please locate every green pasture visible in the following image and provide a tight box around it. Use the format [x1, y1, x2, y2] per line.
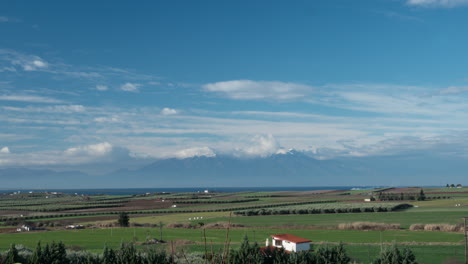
[0, 228, 464, 263]
[344, 244, 464, 264]
[79, 212, 230, 225]
[411, 198, 468, 207]
[0, 228, 463, 251]
[205, 210, 468, 228]
[30, 214, 112, 223]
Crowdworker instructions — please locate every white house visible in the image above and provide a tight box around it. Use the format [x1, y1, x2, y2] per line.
[16, 225, 32, 232]
[267, 234, 311, 252]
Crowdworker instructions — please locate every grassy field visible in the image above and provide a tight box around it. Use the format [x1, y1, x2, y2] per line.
[0, 228, 464, 263]
[1, 187, 468, 263]
[0, 228, 464, 249]
[203, 210, 468, 228]
[80, 212, 231, 225]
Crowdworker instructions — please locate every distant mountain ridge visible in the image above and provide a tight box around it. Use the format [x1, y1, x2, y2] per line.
[1, 150, 467, 188]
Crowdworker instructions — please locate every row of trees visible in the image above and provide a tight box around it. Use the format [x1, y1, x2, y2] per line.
[446, 184, 462, 188]
[0, 200, 337, 223]
[0, 238, 418, 264]
[235, 204, 412, 216]
[175, 199, 259, 204]
[376, 190, 426, 201]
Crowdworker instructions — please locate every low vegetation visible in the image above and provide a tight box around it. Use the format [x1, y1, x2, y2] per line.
[1, 186, 467, 263]
[409, 223, 464, 232]
[338, 222, 400, 231]
[234, 203, 412, 216]
[0, 237, 420, 264]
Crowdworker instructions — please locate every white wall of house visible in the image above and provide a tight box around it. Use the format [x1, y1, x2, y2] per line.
[273, 239, 310, 252]
[282, 240, 295, 252]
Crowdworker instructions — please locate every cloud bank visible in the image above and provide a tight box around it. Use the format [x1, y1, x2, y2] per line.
[203, 80, 313, 101]
[175, 147, 216, 159]
[407, 0, 468, 7]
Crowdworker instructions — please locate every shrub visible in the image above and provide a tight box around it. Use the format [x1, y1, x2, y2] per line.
[338, 222, 400, 231]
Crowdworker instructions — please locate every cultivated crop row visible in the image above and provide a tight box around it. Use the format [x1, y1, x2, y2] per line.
[234, 202, 412, 216]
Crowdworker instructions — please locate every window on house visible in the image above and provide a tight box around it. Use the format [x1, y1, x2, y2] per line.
[274, 240, 282, 246]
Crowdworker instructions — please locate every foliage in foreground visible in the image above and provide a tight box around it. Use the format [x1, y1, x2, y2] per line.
[0, 238, 418, 264]
[372, 244, 418, 264]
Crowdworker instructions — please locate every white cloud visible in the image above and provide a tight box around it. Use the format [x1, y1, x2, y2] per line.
[2, 105, 85, 113]
[0, 143, 134, 166]
[65, 142, 113, 157]
[0, 147, 10, 154]
[203, 80, 313, 100]
[0, 66, 16, 72]
[407, 0, 468, 7]
[175, 147, 216, 159]
[439, 86, 468, 95]
[242, 134, 280, 157]
[121, 82, 140, 92]
[18, 58, 48, 71]
[160, 107, 178, 115]
[96, 85, 108, 91]
[0, 95, 64, 104]
[94, 116, 120, 123]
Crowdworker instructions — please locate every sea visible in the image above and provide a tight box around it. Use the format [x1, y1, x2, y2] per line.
[0, 186, 381, 195]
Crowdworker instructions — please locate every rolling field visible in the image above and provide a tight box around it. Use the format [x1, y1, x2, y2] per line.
[0, 228, 464, 263]
[203, 210, 468, 228]
[1, 187, 467, 263]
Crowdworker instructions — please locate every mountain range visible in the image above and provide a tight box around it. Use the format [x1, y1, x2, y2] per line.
[0, 150, 466, 188]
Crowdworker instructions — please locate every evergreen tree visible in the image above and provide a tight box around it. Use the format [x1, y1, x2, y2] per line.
[335, 243, 351, 264]
[50, 241, 69, 264]
[42, 243, 52, 264]
[29, 242, 44, 264]
[401, 248, 417, 264]
[145, 247, 169, 264]
[417, 189, 425, 201]
[117, 243, 141, 264]
[3, 244, 19, 264]
[103, 246, 117, 264]
[229, 235, 262, 264]
[118, 212, 130, 227]
[86, 253, 101, 264]
[373, 244, 418, 264]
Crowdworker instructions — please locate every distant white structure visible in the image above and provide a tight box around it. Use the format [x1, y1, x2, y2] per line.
[171, 204, 177, 208]
[364, 198, 372, 202]
[65, 225, 84, 229]
[17, 225, 32, 232]
[204, 190, 209, 193]
[267, 234, 311, 252]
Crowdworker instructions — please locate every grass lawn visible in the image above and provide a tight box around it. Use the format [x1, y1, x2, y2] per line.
[80, 212, 231, 225]
[205, 210, 468, 228]
[0, 228, 464, 263]
[0, 228, 463, 251]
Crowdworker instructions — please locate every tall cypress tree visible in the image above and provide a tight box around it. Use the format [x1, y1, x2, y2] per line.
[103, 245, 117, 264]
[118, 212, 130, 227]
[418, 189, 425, 201]
[29, 242, 43, 264]
[3, 244, 19, 264]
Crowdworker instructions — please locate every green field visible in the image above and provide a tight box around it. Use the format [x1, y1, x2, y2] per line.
[0, 228, 464, 263]
[204, 210, 468, 229]
[1, 187, 468, 263]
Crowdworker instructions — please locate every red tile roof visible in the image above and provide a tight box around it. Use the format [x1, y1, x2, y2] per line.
[271, 234, 311, 244]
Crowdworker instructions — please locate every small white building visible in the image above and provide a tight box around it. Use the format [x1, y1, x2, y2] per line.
[16, 225, 32, 232]
[268, 234, 311, 252]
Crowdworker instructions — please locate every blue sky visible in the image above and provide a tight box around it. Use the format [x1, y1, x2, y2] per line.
[2, 0, 468, 168]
